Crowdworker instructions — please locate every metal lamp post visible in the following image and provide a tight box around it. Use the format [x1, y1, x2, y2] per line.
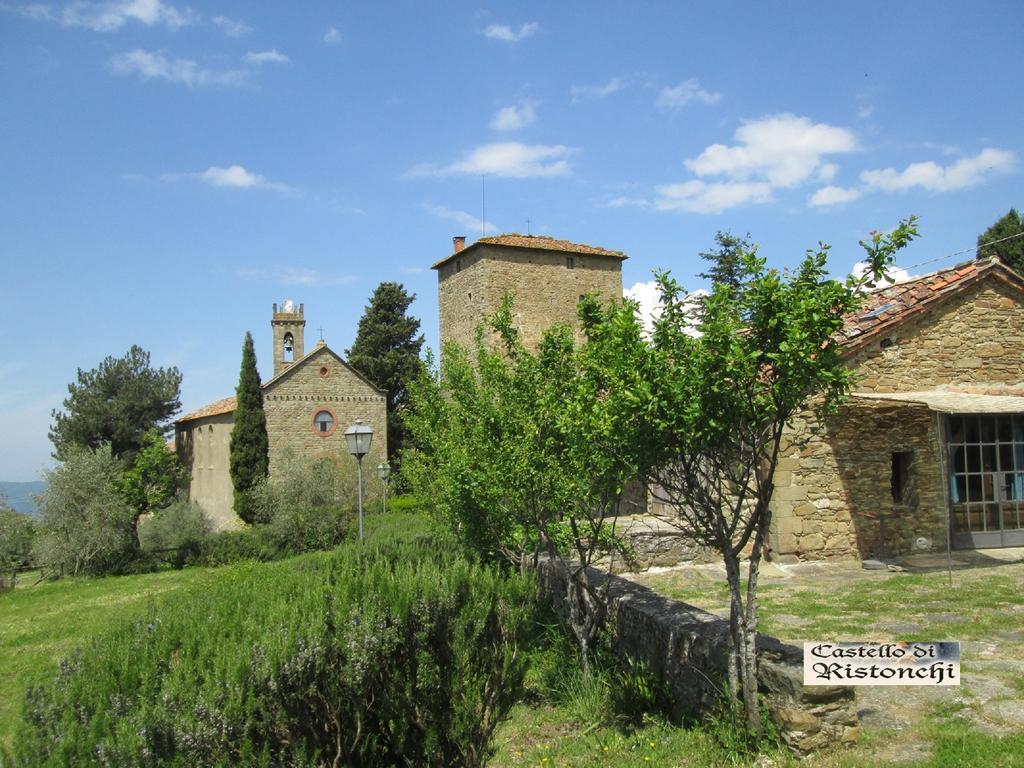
[377, 462, 391, 516]
[345, 421, 374, 541]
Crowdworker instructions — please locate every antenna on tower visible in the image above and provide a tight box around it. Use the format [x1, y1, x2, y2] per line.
[527, 218, 531, 236]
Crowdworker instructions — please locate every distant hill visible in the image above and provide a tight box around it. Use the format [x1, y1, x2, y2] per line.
[0, 482, 46, 518]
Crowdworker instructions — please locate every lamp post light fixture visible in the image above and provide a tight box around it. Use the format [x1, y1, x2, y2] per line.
[345, 420, 374, 541]
[377, 462, 391, 516]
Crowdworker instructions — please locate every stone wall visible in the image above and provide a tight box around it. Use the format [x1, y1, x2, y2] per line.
[437, 244, 623, 353]
[264, 345, 388, 477]
[176, 413, 237, 531]
[771, 276, 1024, 560]
[538, 559, 858, 755]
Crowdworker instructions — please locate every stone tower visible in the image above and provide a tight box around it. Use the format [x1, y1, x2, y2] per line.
[432, 234, 626, 353]
[271, 301, 305, 375]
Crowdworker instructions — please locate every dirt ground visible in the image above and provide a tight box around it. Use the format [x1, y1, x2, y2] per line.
[629, 547, 1024, 764]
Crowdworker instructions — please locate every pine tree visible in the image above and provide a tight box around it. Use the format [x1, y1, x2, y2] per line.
[697, 231, 755, 298]
[977, 208, 1024, 274]
[346, 283, 425, 462]
[229, 332, 268, 523]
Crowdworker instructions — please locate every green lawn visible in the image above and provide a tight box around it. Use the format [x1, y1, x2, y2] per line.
[0, 566, 223, 749]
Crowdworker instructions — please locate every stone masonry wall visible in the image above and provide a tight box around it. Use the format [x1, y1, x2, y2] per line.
[771, 277, 1024, 560]
[538, 559, 858, 755]
[437, 244, 623, 352]
[264, 345, 387, 479]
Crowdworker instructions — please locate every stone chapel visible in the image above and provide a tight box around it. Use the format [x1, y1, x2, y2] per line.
[175, 302, 387, 529]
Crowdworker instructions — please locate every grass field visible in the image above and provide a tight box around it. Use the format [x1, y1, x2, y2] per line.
[2, 554, 1022, 766]
[0, 566, 223, 749]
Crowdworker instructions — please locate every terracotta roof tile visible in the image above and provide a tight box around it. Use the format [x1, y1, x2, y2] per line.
[432, 233, 626, 269]
[839, 256, 1020, 351]
[175, 395, 237, 423]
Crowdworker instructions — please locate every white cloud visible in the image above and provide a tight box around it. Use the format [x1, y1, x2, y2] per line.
[244, 49, 289, 65]
[654, 180, 773, 214]
[408, 142, 577, 179]
[602, 196, 649, 209]
[323, 25, 341, 44]
[490, 101, 537, 131]
[109, 48, 246, 86]
[860, 148, 1016, 193]
[198, 165, 289, 190]
[685, 113, 858, 188]
[858, 104, 875, 119]
[212, 14, 249, 37]
[817, 162, 838, 182]
[850, 260, 912, 285]
[237, 267, 357, 286]
[625, 281, 707, 337]
[570, 77, 625, 102]
[482, 21, 539, 42]
[424, 203, 497, 234]
[656, 78, 721, 109]
[808, 185, 862, 207]
[60, 0, 194, 31]
[0, 3, 56, 21]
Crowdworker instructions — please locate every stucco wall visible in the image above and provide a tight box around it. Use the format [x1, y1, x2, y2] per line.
[438, 244, 623, 352]
[176, 413, 237, 531]
[771, 277, 1024, 560]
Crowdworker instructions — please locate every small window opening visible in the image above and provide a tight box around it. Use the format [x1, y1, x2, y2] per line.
[314, 410, 334, 434]
[880, 337, 895, 350]
[891, 451, 913, 503]
[566, 256, 575, 269]
[455, 259, 463, 273]
[468, 292, 472, 300]
[283, 332, 294, 362]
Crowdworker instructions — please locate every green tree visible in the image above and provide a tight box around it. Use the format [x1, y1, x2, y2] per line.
[229, 332, 269, 524]
[405, 297, 641, 673]
[697, 230, 755, 299]
[34, 445, 137, 576]
[119, 428, 189, 547]
[346, 282, 425, 462]
[977, 208, 1024, 273]
[587, 218, 919, 736]
[49, 345, 182, 463]
[0, 501, 37, 589]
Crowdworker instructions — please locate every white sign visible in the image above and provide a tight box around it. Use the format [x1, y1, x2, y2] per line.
[803, 642, 960, 686]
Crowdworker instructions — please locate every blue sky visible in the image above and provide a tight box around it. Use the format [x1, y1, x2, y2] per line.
[1, 0, 1021, 481]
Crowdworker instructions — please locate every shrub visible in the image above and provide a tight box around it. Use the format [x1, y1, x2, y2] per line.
[138, 501, 212, 568]
[185, 527, 271, 567]
[33, 446, 137, 576]
[0, 506, 36, 590]
[12, 543, 533, 768]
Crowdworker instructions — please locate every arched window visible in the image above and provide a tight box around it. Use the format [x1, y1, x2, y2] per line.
[283, 332, 294, 362]
[313, 409, 336, 436]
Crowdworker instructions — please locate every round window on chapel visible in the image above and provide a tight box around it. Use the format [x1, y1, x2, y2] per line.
[313, 410, 335, 436]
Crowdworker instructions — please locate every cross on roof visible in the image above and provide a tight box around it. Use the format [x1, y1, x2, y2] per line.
[317, 325, 324, 341]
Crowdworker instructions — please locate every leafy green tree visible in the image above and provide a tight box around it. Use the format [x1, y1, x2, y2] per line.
[586, 218, 919, 736]
[119, 428, 188, 547]
[405, 297, 641, 673]
[346, 282, 425, 462]
[0, 501, 37, 589]
[977, 208, 1024, 273]
[49, 345, 182, 463]
[34, 445, 137, 576]
[229, 332, 268, 524]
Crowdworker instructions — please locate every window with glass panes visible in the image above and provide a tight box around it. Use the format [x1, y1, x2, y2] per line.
[947, 414, 1024, 535]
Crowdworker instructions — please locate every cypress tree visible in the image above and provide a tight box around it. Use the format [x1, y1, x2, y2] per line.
[229, 332, 269, 523]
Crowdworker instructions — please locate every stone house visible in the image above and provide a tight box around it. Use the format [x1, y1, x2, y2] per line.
[175, 303, 387, 529]
[770, 256, 1024, 560]
[433, 234, 626, 354]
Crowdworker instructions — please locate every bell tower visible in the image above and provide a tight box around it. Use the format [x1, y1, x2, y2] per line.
[271, 300, 305, 375]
